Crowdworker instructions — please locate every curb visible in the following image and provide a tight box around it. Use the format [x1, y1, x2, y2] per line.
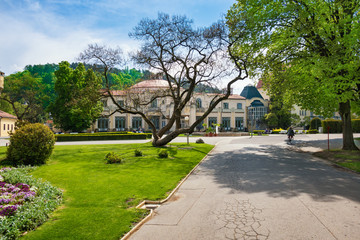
[120, 142, 218, 240]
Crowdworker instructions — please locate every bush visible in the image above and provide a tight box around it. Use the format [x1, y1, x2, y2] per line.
[322, 120, 342, 133]
[307, 129, 318, 134]
[352, 119, 360, 133]
[6, 123, 55, 166]
[158, 149, 168, 158]
[104, 152, 122, 164]
[134, 149, 142, 157]
[196, 138, 204, 143]
[310, 117, 322, 130]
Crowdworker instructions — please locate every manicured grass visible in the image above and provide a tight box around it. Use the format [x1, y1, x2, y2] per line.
[313, 149, 360, 173]
[1, 142, 213, 240]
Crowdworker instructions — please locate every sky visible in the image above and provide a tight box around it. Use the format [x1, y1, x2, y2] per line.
[0, 0, 254, 92]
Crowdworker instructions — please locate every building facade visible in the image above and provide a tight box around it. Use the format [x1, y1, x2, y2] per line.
[0, 110, 17, 137]
[92, 80, 269, 132]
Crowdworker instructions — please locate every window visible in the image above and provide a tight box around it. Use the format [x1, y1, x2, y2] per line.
[7, 124, 9, 130]
[102, 100, 108, 107]
[118, 100, 124, 107]
[223, 102, 229, 109]
[235, 117, 243, 130]
[237, 103, 242, 109]
[196, 116, 204, 131]
[196, 98, 202, 108]
[151, 99, 157, 108]
[222, 117, 231, 130]
[115, 117, 125, 130]
[151, 116, 160, 129]
[97, 118, 109, 132]
[132, 117, 142, 129]
[208, 117, 217, 127]
[3, 124, 5, 130]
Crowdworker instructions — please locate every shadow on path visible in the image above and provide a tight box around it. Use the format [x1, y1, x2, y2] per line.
[199, 142, 360, 203]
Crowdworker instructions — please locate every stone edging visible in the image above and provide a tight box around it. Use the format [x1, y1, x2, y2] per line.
[120, 142, 218, 240]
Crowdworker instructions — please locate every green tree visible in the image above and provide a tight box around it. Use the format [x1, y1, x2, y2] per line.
[49, 61, 103, 132]
[264, 112, 278, 129]
[227, 0, 360, 150]
[1, 71, 47, 122]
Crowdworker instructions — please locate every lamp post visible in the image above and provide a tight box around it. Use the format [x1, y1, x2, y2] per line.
[184, 116, 189, 145]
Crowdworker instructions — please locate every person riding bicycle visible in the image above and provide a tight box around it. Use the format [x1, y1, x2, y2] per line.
[287, 127, 295, 141]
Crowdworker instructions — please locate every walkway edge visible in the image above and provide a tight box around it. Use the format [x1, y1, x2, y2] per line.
[120, 142, 219, 240]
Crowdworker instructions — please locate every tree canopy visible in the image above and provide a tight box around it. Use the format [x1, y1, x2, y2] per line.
[1, 71, 48, 122]
[227, 0, 360, 150]
[48, 62, 103, 132]
[80, 13, 248, 146]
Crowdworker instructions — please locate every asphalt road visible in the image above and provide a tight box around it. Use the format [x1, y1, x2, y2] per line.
[130, 134, 360, 240]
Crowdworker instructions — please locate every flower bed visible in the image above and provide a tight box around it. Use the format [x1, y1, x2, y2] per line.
[0, 167, 62, 239]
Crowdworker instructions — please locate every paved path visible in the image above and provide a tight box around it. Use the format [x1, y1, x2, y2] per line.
[131, 134, 360, 240]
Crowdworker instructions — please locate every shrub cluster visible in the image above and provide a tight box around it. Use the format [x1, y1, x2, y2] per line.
[6, 123, 55, 166]
[134, 149, 143, 157]
[104, 152, 122, 164]
[56, 133, 152, 142]
[158, 149, 168, 158]
[0, 167, 62, 239]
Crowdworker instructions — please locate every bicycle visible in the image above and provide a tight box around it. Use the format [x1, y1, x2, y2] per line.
[287, 135, 294, 145]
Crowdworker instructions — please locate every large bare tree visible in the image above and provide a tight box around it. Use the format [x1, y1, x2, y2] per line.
[79, 13, 248, 146]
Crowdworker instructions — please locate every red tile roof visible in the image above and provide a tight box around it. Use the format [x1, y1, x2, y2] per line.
[0, 110, 17, 119]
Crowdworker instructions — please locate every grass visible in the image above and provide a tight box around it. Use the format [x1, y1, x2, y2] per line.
[313, 149, 360, 173]
[0, 142, 213, 240]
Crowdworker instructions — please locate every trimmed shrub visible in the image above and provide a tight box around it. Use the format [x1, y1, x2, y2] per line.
[6, 123, 55, 166]
[322, 120, 342, 133]
[307, 129, 318, 134]
[196, 138, 204, 143]
[104, 152, 122, 164]
[158, 149, 168, 158]
[134, 149, 143, 157]
[310, 117, 322, 130]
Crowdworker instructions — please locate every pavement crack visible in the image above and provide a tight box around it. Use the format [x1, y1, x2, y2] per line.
[211, 198, 270, 240]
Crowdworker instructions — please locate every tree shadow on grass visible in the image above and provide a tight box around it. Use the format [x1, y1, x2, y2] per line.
[198, 142, 360, 203]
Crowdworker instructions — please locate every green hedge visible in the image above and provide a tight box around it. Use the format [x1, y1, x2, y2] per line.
[253, 130, 265, 133]
[56, 133, 152, 142]
[322, 120, 342, 133]
[307, 129, 318, 134]
[352, 119, 360, 133]
[321, 119, 360, 133]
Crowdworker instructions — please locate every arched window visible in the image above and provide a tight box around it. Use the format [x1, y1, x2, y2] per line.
[196, 98, 202, 108]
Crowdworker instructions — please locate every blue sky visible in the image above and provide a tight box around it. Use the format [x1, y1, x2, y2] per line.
[0, 0, 253, 90]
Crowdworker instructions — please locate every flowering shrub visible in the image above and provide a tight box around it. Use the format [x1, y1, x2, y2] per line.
[0, 167, 62, 239]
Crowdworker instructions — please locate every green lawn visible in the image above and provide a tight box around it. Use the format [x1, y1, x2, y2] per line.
[0, 142, 213, 240]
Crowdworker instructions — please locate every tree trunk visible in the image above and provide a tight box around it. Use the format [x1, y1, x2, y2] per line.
[339, 101, 359, 150]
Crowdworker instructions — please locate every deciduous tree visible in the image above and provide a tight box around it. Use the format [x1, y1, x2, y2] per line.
[227, 0, 360, 150]
[80, 13, 248, 146]
[49, 61, 103, 132]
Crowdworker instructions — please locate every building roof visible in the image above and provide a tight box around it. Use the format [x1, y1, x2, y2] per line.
[0, 110, 17, 119]
[240, 85, 264, 100]
[205, 93, 246, 100]
[131, 79, 171, 89]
